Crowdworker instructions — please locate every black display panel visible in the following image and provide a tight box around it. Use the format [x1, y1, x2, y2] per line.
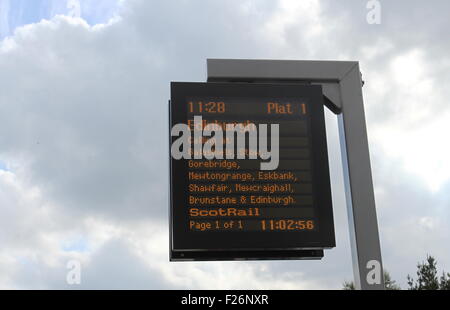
[169, 82, 335, 261]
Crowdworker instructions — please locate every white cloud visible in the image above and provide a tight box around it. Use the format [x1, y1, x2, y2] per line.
[1, 0, 450, 290]
[367, 49, 450, 192]
[262, 0, 324, 49]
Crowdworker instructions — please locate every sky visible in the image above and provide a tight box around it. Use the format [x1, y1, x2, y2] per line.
[0, 0, 450, 289]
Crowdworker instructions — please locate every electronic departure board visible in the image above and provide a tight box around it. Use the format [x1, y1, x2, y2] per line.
[169, 82, 335, 261]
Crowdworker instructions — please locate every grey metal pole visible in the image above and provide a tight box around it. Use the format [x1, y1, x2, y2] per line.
[338, 65, 384, 289]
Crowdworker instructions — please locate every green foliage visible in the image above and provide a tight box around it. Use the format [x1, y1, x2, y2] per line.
[342, 270, 399, 290]
[407, 255, 450, 290]
[439, 272, 450, 290]
[342, 255, 450, 290]
[342, 281, 355, 290]
[384, 271, 401, 290]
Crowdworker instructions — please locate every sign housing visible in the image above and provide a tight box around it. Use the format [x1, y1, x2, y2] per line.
[170, 82, 335, 261]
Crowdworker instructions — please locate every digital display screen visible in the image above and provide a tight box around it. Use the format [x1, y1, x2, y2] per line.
[170, 82, 335, 261]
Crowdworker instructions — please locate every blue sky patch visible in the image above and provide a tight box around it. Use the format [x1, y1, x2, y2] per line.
[0, 160, 8, 171]
[0, 0, 122, 40]
[62, 236, 89, 253]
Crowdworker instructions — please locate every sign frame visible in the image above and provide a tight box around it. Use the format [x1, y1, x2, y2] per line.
[206, 59, 385, 290]
[169, 82, 335, 261]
